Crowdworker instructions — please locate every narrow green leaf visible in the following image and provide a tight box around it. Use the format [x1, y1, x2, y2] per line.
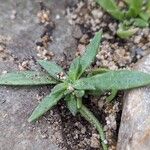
[139, 12, 150, 22]
[74, 70, 150, 91]
[38, 60, 66, 80]
[125, 0, 131, 4]
[117, 28, 138, 39]
[68, 58, 82, 81]
[66, 95, 78, 116]
[68, 32, 102, 81]
[126, 0, 143, 17]
[77, 98, 82, 109]
[96, 0, 124, 21]
[147, 0, 150, 14]
[79, 105, 108, 150]
[133, 18, 149, 27]
[117, 24, 138, 39]
[107, 89, 118, 102]
[28, 83, 66, 122]
[0, 71, 56, 85]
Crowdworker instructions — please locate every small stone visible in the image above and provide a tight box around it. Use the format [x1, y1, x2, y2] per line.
[76, 44, 86, 56]
[91, 9, 103, 19]
[72, 26, 83, 39]
[71, 14, 77, 20]
[37, 10, 50, 24]
[134, 36, 141, 43]
[41, 133, 49, 139]
[103, 139, 108, 144]
[2, 70, 7, 74]
[108, 23, 117, 33]
[55, 14, 60, 20]
[79, 34, 89, 44]
[103, 33, 113, 39]
[81, 127, 86, 134]
[18, 61, 29, 71]
[98, 100, 104, 109]
[22, 61, 28, 68]
[10, 10, 17, 20]
[0, 45, 4, 52]
[10, 15, 16, 20]
[106, 114, 117, 130]
[43, 11, 50, 21]
[90, 134, 100, 148]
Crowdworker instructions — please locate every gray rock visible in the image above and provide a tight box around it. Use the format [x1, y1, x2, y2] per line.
[0, 0, 77, 150]
[0, 0, 77, 61]
[0, 87, 61, 150]
[49, 0, 77, 62]
[0, 0, 41, 59]
[117, 54, 150, 150]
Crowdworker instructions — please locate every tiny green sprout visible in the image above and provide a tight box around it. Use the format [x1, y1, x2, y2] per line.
[1, 32, 150, 150]
[96, 0, 150, 38]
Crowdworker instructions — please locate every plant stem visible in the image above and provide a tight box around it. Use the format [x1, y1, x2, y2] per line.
[77, 98, 82, 109]
[79, 105, 108, 150]
[107, 89, 118, 102]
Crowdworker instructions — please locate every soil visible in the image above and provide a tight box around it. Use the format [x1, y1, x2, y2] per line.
[0, 0, 150, 150]
[65, 0, 150, 149]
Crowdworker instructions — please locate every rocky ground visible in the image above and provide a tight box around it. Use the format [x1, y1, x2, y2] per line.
[0, 0, 150, 150]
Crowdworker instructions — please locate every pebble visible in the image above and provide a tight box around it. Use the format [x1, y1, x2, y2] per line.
[37, 10, 50, 23]
[55, 14, 60, 20]
[2, 70, 7, 74]
[72, 25, 83, 39]
[91, 9, 103, 19]
[134, 35, 142, 43]
[18, 60, 29, 71]
[79, 34, 89, 44]
[10, 10, 17, 20]
[90, 133, 100, 148]
[81, 127, 86, 134]
[76, 44, 86, 56]
[105, 114, 116, 130]
[0, 45, 4, 52]
[98, 100, 104, 109]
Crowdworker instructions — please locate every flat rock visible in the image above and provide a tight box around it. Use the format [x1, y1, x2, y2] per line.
[117, 54, 150, 150]
[0, 0, 41, 59]
[0, 0, 77, 150]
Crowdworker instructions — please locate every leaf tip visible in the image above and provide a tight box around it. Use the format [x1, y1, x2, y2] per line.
[27, 112, 38, 123]
[27, 116, 34, 123]
[37, 59, 43, 64]
[95, 31, 103, 38]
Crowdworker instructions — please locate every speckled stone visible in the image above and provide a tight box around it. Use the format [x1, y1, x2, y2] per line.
[0, 0, 77, 149]
[117, 54, 150, 150]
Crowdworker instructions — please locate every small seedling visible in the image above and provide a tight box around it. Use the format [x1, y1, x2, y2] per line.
[1, 32, 150, 150]
[96, 0, 150, 38]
